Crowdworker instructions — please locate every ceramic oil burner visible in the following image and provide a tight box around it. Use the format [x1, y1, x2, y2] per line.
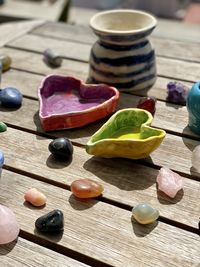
[186, 81, 200, 135]
[86, 108, 166, 159]
[88, 9, 157, 92]
[38, 75, 119, 131]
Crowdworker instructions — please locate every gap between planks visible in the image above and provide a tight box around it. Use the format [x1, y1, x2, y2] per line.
[3, 161, 199, 235]
[3, 122, 200, 182]
[0, 236, 90, 267]
[0, 168, 199, 267]
[0, 127, 199, 231]
[19, 231, 113, 267]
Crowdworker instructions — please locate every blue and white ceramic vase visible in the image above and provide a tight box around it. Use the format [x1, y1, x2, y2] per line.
[88, 9, 157, 92]
[186, 81, 200, 135]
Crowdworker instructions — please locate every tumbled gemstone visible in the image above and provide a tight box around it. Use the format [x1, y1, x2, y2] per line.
[0, 150, 4, 167]
[71, 179, 104, 198]
[167, 81, 188, 104]
[0, 55, 12, 71]
[0, 121, 7, 132]
[0, 205, 20, 244]
[157, 167, 183, 198]
[136, 96, 156, 115]
[43, 48, 62, 67]
[132, 203, 159, 224]
[0, 87, 22, 107]
[48, 138, 73, 159]
[35, 209, 64, 233]
[24, 188, 47, 207]
[192, 145, 200, 172]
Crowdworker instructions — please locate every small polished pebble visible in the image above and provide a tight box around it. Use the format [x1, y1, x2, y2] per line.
[0, 55, 12, 71]
[0, 205, 20, 244]
[43, 48, 62, 67]
[0, 87, 22, 107]
[0, 150, 4, 167]
[132, 203, 159, 225]
[136, 96, 156, 115]
[24, 188, 47, 207]
[48, 137, 73, 159]
[167, 81, 188, 104]
[35, 209, 64, 233]
[192, 145, 200, 173]
[71, 178, 104, 198]
[0, 121, 7, 132]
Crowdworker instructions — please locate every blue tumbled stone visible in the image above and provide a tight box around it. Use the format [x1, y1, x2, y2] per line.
[0, 87, 22, 108]
[0, 151, 4, 167]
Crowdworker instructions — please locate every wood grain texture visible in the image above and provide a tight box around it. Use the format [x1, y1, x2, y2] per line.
[0, 128, 199, 228]
[32, 22, 200, 62]
[0, 20, 45, 48]
[0, 47, 193, 102]
[67, 6, 200, 43]
[0, 83, 198, 142]
[0, 0, 68, 21]
[153, 19, 200, 43]
[68, 6, 98, 25]
[0, 169, 199, 267]
[6, 34, 200, 82]
[0, 237, 88, 267]
[32, 21, 97, 44]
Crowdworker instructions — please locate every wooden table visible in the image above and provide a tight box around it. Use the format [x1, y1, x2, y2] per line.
[0, 18, 199, 267]
[0, 0, 69, 22]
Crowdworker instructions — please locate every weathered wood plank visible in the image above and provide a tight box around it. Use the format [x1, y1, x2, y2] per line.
[0, 70, 196, 141]
[7, 34, 91, 62]
[0, 128, 199, 229]
[32, 21, 97, 44]
[0, 20, 45, 48]
[68, 6, 97, 26]
[0, 237, 88, 267]
[1, 86, 197, 141]
[153, 19, 200, 43]
[0, 169, 199, 267]
[6, 34, 200, 82]
[32, 22, 200, 63]
[0, 47, 193, 102]
[67, 7, 200, 43]
[0, 0, 69, 21]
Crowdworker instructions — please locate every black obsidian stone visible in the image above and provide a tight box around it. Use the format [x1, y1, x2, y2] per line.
[48, 138, 73, 159]
[35, 209, 64, 233]
[0, 87, 22, 108]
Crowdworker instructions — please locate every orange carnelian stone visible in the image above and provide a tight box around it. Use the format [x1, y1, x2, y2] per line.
[70, 179, 104, 198]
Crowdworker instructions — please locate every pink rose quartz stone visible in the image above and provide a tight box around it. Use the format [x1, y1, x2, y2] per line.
[156, 167, 183, 198]
[24, 188, 47, 207]
[0, 205, 20, 244]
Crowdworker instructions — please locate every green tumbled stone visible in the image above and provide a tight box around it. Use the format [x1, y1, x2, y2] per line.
[0, 122, 7, 132]
[0, 55, 12, 71]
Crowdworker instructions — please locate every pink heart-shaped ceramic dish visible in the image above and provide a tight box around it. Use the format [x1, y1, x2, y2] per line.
[38, 75, 119, 131]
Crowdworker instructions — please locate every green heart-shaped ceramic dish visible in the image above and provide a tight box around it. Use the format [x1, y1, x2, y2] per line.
[86, 108, 166, 159]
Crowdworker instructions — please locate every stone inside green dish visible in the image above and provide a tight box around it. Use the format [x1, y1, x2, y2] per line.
[86, 108, 166, 159]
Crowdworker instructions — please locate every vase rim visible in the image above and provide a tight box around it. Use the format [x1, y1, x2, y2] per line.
[90, 9, 157, 35]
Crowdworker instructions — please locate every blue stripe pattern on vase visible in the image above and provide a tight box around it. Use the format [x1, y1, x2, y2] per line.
[88, 38, 156, 92]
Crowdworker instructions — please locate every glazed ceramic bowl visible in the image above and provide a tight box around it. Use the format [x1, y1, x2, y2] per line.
[86, 108, 166, 159]
[38, 75, 119, 131]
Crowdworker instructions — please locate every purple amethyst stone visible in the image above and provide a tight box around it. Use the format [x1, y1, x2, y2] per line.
[167, 82, 188, 105]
